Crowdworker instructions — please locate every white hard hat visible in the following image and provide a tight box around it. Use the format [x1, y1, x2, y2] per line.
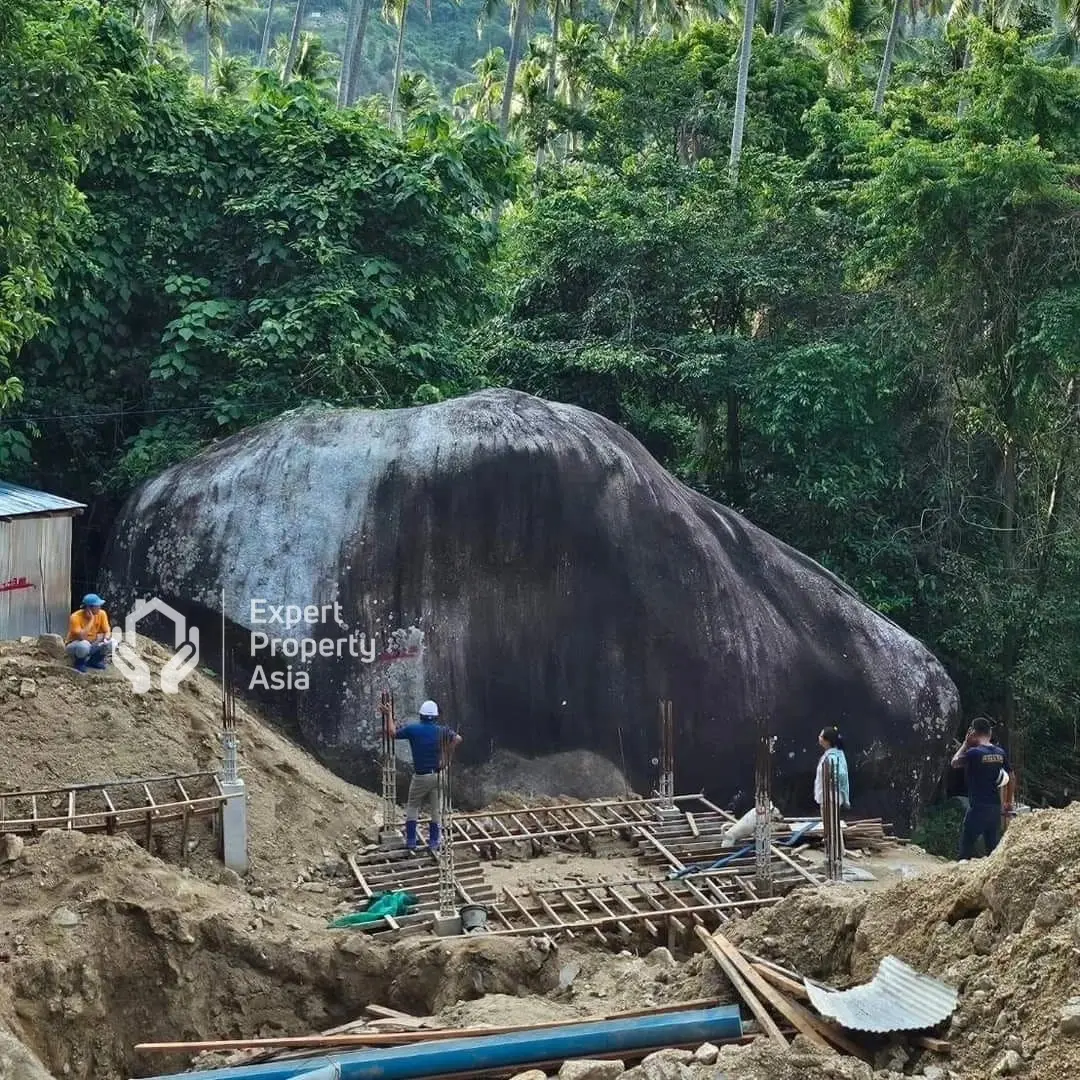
[419, 700, 439, 718]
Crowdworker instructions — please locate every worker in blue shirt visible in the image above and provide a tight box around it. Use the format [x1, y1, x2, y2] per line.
[950, 716, 1012, 860]
[387, 699, 462, 852]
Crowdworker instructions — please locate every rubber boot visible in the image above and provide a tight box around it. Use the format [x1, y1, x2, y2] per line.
[428, 822, 441, 853]
[74, 660, 89, 674]
[405, 819, 418, 850]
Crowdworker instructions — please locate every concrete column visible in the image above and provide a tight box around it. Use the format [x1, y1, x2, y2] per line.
[221, 778, 248, 875]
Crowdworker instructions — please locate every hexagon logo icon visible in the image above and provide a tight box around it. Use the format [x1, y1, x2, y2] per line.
[112, 597, 200, 694]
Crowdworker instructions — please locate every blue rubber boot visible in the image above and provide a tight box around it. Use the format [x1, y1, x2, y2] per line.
[405, 819, 418, 850]
[428, 822, 441, 853]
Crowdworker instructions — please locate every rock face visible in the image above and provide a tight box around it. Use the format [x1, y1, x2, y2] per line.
[101, 389, 958, 826]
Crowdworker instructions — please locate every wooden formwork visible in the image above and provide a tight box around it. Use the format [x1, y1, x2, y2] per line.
[446, 795, 701, 857]
[0, 772, 228, 861]
[343, 795, 825, 943]
[345, 847, 501, 937]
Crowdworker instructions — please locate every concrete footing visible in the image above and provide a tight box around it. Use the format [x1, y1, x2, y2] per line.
[378, 827, 404, 849]
[433, 913, 462, 936]
[220, 778, 248, 875]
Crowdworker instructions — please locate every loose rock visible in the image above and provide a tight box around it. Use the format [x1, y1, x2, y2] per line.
[1, 833, 25, 862]
[645, 947, 676, 968]
[50, 907, 80, 928]
[18, 678, 37, 698]
[990, 1050, 1024, 1077]
[558, 1061, 625, 1080]
[509, 1072, 549, 1080]
[1060, 999, 1080, 1036]
[692, 1043, 719, 1066]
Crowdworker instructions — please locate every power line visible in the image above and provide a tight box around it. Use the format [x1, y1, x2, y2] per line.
[0, 400, 313, 424]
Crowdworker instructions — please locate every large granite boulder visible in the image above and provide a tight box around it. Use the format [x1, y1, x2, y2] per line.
[101, 389, 958, 828]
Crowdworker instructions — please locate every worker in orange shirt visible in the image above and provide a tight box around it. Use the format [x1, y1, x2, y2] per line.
[65, 593, 114, 673]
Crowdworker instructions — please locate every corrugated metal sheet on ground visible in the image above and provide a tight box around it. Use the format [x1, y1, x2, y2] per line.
[805, 955, 958, 1033]
[0, 480, 85, 518]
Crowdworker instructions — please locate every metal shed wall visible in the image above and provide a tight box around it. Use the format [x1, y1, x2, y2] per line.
[0, 515, 74, 640]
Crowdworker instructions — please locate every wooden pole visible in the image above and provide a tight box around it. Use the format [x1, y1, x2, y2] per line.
[135, 997, 739, 1053]
[693, 926, 787, 1047]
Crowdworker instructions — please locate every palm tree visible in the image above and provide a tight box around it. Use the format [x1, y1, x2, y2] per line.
[874, 0, 904, 110]
[453, 48, 508, 122]
[282, 0, 309, 84]
[212, 44, 253, 94]
[384, 0, 411, 126]
[397, 71, 440, 114]
[179, 0, 248, 92]
[729, 0, 757, 182]
[139, 0, 179, 43]
[799, 0, 887, 86]
[258, 0, 277, 66]
[501, 0, 532, 135]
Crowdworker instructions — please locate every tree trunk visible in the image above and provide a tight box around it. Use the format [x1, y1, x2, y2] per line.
[203, 0, 212, 92]
[957, 0, 982, 116]
[873, 0, 903, 113]
[389, 0, 409, 128]
[283, 0, 308, 84]
[536, 0, 562, 168]
[728, 0, 756, 182]
[346, 0, 374, 105]
[725, 388, 743, 502]
[499, 0, 529, 136]
[771, 0, 784, 33]
[258, 0, 277, 67]
[337, 0, 361, 105]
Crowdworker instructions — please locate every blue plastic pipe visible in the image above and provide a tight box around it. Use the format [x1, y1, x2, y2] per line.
[136, 1005, 743, 1080]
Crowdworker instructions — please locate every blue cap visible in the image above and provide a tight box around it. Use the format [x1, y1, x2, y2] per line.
[82, 593, 104, 607]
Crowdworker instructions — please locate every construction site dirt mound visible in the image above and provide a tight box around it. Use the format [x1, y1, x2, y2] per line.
[0, 636, 382, 891]
[724, 804, 1080, 1080]
[0, 830, 562, 1080]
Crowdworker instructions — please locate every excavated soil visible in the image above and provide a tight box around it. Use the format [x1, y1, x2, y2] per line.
[723, 804, 1080, 1080]
[0, 635, 383, 894]
[6, 639, 1080, 1080]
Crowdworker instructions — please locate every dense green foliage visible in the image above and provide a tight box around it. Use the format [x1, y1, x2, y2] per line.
[4, 0, 1080, 812]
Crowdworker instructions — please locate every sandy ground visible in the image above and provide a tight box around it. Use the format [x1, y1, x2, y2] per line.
[7, 635, 1072, 1080]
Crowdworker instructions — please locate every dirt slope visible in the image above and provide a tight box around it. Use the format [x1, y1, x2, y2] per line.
[725, 804, 1080, 1080]
[0, 636, 382, 890]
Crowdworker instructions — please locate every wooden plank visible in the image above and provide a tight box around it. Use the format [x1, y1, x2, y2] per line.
[707, 931, 834, 1054]
[365, 1005, 421, 1021]
[347, 854, 374, 899]
[746, 962, 868, 1058]
[584, 887, 634, 937]
[694, 926, 788, 1048]
[608, 885, 658, 939]
[636, 827, 687, 872]
[910, 1035, 952, 1055]
[557, 888, 608, 946]
[530, 886, 575, 938]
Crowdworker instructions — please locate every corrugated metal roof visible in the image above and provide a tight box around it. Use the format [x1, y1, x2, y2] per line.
[805, 955, 958, 1033]
[0, 480, 85, 519]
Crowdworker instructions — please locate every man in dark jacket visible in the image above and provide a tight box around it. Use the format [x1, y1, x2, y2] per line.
[950, 716, 1011, 859]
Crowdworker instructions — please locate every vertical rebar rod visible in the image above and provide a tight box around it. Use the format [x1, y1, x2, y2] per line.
[436, 726, 456, 918]
[379, 690, 398, 836]
[823, 754, 843, 883]
[658, 699, 674, 809]
[754, 723, 773, 897]
[221, 594, 239, 785]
